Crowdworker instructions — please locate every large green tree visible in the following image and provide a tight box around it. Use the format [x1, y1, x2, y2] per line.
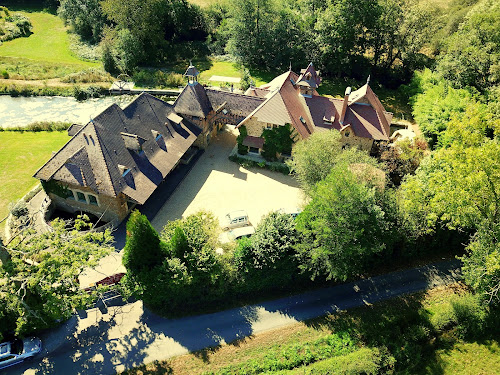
[287, 130, 377, 194]
[234, 211, 301, 291]
[0, 218, 112, 339]
[295, 161, 393, 281]
[436, 0, 500, 91]
[58, 0, 107, 43]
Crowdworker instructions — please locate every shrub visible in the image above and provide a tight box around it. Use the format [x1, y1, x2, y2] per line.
[72, 85, 106, 101]
[62, 68, 112, 84]
[9, 200, 28, 218]
[1, 70, 8, 79]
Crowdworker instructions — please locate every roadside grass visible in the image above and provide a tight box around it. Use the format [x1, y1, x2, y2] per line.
[120, 285, 500, 375]
[0, 131, 69, 227]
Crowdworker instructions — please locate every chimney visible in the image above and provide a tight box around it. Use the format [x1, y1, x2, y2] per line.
[340, 87, 351, 125]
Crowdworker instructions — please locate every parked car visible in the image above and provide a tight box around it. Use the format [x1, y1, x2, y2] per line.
[219, 225, 256, 244]
[0, 337, 42, 370]
[278, 207, 302, 219]
[222, 210, 250, 230]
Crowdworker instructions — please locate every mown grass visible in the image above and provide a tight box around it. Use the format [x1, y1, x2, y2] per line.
[0, 8, 98, 66]
[0, 131, 69, 225]
[120, 285, 500, 375]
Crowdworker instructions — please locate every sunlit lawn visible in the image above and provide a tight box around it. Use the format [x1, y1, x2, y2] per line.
[0, 7, 98, 69]
[0, 131, 69, 225]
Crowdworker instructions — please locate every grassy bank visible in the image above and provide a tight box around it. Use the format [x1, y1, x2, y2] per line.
[0, 8, 98, 67]
[0, 131, 69, 226]
[121, 285, 500, 375]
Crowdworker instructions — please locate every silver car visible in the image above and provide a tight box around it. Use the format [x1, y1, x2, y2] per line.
[222, 210, 250, 231]
[0, 337, 42, 370]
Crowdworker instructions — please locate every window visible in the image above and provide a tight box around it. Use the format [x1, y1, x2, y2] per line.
[88, 195, 98, 206]
[122, 168, 131, 177]
[249, 146, 260, 154]
[222, 109, 228, 115]
[66, 188, 75, 200]
[300, 116, 306, 124]
[155, 133, 162, 141]
[345, 131, 350, 137]
[76, 192, 86, 203]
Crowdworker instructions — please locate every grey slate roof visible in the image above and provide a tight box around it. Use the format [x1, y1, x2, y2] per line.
[174, 83, 213, 118]
[34, 93, 201, 205]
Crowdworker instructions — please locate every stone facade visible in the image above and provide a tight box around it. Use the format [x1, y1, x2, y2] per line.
[48, 183, 129, 226]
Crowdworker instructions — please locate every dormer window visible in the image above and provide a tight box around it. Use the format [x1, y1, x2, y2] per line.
[300, 116, 306, 124]
[222, 109, 228, 115]
[155, 133, 162, 141]
[290, 78, 296, 85]
[122, 168, 131, 177]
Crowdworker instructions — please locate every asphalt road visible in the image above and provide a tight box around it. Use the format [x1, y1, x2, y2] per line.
[5, 259, 462, 375]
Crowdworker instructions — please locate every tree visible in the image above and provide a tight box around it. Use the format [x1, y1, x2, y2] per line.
[287, 130, 377, 193]
[315, 0, 377, 77]
[436, 0, 500, 91]
[225, 0, 307, 70]
[234, 211, 302, 292]
[0, 218, 112, 338]
[410, 69, 474, 148]
[461, 222, 500, 306]
[122, 211, 226, 312]
[58, 0, 107, 43]
[295, 161, 392, 281]
[122, 210, 166, 274]
[379, 137, 429, 186]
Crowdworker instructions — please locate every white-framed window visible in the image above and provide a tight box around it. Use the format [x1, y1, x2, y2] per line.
[70, 189, 100, 207]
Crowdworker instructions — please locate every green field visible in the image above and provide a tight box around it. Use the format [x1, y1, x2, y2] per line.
[0, 8, 97, 67]
[0, 131, 69, 224]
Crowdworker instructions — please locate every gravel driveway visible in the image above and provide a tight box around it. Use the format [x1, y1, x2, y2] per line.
[151, 126, 305, 232]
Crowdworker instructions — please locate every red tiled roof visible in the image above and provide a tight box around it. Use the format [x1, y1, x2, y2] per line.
[243, 136, 264, 149]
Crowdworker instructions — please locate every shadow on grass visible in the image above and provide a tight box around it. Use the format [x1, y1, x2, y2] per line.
[303, 290, 445, 374]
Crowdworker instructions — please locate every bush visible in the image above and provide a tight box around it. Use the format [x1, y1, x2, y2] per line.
[62, 68, 112, 84]
[1, 70, 8, 79]
[9, 200, 28, 218]
[72, 85, 106, 101]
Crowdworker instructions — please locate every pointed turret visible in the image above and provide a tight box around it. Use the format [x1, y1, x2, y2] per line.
[183, 61, 200, 85]
[296, 62, 321, 97]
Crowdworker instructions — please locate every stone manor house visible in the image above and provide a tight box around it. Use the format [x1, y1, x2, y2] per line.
[34, 63, 393, 226]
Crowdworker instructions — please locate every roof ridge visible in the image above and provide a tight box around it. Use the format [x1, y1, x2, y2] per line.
[90, 120, 117, 196]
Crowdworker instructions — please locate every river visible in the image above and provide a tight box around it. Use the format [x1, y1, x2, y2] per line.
[0, 95, 137, 128]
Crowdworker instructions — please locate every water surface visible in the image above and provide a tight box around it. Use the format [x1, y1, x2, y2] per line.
[0, 95, 137, 128]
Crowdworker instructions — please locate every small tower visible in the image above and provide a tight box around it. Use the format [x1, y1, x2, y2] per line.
[183, 61, 200, 85]
[296, 62, 321, 97]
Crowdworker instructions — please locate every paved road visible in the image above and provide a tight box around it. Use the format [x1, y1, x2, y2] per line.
[6, 259, 461, 375]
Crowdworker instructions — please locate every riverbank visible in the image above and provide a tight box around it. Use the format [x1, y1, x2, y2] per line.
[0, 94, 136, 128]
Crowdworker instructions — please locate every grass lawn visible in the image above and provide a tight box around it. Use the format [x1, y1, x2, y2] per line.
[0, 131, 69, 225]
[121, 285, 500, 375]
[0, 8, 98, 67]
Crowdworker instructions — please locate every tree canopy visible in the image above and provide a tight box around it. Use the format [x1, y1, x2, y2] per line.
[0, 218, 112, 340]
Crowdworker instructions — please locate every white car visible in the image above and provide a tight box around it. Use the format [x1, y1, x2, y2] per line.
[0, 337, 42, 370]
[219, 225, 256, 244]
[222, 210, 250, 231]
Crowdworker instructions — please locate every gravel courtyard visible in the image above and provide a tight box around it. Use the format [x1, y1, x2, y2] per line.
[151, 127, 305, 232]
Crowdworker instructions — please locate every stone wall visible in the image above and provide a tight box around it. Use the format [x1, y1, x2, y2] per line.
[47, 184, 129, 226]
[340, 128, 374, 151]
